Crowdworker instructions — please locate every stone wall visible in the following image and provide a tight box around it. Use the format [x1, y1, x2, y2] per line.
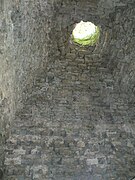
[1, 0, 135, 179]
[0, 1, 13, 177]
[0, 0, 52, 178]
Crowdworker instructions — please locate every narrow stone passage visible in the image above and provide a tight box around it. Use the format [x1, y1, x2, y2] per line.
[2, 0, 135, 179]
[5, 46, 135, 179]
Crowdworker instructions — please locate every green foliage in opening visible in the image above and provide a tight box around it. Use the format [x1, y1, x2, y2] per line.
[72, 26, 100, 46]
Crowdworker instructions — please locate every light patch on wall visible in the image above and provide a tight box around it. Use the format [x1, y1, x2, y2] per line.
[72, 21, 100, 46]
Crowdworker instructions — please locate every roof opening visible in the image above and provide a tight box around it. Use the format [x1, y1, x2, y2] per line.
[72, 21, 100, 46]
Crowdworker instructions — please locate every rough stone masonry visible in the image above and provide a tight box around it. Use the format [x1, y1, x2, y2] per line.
[0, 0, 135, 179]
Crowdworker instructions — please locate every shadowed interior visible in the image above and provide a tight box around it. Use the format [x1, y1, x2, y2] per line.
[0, 0, 135, 179]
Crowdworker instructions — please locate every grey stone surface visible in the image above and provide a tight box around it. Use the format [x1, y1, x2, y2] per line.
[0, 0, 135, 179]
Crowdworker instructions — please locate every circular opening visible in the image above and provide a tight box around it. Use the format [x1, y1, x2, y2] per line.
[71, 21, 100, 46]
